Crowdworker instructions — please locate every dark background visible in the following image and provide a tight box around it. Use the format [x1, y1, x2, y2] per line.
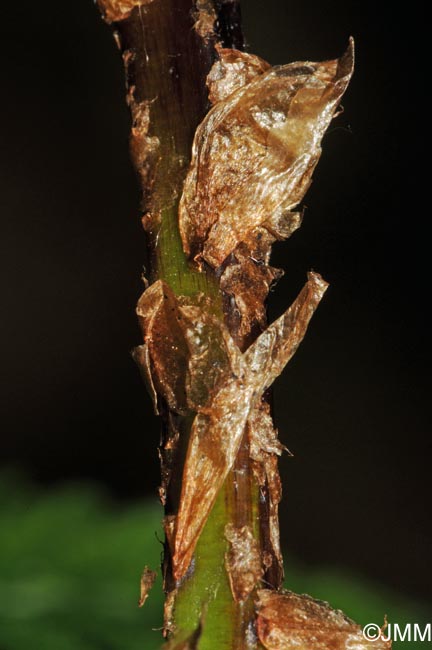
[1, 0, 429, 604]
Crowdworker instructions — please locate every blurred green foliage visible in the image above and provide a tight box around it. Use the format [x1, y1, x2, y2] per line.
[0, 472, 429, 649]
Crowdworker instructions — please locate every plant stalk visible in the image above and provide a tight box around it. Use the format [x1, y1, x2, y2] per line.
[97, 2, 359, 649]
[97, 1, 273, 647]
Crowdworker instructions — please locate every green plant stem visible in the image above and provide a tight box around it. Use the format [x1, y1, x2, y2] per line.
[155, 186, 262, 650]
[155, 204, 218, 299]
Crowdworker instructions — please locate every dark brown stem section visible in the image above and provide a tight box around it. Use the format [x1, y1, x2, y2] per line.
[112, 0, 243, 270]
[117, 1, 215, 254]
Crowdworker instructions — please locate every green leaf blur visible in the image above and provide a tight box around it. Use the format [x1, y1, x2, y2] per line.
[0, 473, 428, 649]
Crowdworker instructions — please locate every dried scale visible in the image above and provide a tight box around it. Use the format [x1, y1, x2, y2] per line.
[96, 1, 387, 648]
